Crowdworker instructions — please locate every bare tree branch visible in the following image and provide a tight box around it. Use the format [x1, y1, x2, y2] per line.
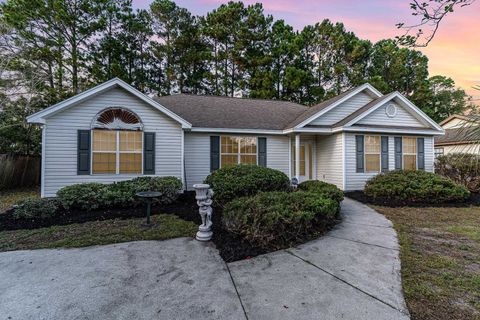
[396, 0, 475, 47]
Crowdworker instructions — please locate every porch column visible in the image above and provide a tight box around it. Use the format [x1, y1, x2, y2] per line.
[295, 133, 300, 181]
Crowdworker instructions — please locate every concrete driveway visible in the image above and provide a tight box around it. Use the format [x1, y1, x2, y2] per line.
[0, 198, 409, 320]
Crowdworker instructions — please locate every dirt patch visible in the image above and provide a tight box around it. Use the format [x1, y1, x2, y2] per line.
[346, 191, 480, 207]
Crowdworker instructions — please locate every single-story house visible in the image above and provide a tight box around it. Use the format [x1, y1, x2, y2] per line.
[434, 114, 480, 157]
[27, 78, 445, 197]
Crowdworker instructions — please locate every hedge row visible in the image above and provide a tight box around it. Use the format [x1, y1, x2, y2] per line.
[12, 176, 182, 221]
[364, 170, 470, 203]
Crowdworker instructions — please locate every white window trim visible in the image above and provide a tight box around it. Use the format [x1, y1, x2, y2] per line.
[434, 147, 444, 158]
[91, 130, 143, 175]
[219, 136, 258, 168]
[364, 135, 381, 173]
[402, 136, 417, 170]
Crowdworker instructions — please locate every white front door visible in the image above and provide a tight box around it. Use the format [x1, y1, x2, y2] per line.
[293, 142, 313, 182]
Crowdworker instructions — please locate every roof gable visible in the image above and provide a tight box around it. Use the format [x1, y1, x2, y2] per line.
[334, 92, 444, 132]
[287, 83, 383, 129]
[440, 114, 480, 129]
[27, 78, 192, 128]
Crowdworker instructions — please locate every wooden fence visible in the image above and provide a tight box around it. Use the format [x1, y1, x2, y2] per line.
[0, 154, 40, 190]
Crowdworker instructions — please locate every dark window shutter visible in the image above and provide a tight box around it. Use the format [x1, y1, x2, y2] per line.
[394, 137, 403, 170]
[417, 137, 425, 170]
[210, 136, 220, 172]
[381, 136, 389, 172]
[143, 132, 155, 174]
[258, 137, 267, 167]
[355, 135, 364, 173]
[77, 130, 91, 175]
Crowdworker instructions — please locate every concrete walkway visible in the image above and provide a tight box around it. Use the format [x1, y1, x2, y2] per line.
[0, 198, 409, 320]
[228, 197, 409, 320]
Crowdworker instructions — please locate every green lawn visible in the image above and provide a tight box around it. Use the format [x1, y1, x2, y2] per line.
[373, 205, 480, 320]
[0, 214, 197, 252]
[0, 187, 40, 212]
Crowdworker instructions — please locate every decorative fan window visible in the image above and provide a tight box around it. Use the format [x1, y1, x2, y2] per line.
[92, 108, 143, 130]
[91, 108, 143, 175]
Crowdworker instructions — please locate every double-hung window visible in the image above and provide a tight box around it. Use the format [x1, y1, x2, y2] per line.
[434, 147, 444, 159]
[403, 137, 417, 170]
[92, 130, 142, 174]
[365, 135, 381, 172]
[220, 136, 257, 168]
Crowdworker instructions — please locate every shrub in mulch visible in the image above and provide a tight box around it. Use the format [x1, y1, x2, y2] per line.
[346, 191, 480, 208]
[0, 192, 198, 231]
[364, 170, 470, 205]
[204, 164, 291, 205]
[57, 176, 183, 211]
[297, 180, 344, 204]
[222, 191, 339, 250]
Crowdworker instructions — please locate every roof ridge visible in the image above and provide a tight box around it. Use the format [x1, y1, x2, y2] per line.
[158, 93, 307, 109]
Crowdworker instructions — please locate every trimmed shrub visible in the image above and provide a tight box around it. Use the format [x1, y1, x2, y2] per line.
[13, 198, 60, 220]
[435, 153, 480, 193]
[57, 183, 108, 211]
[223, 191, 339, 249]
[57, 177, 182, 211]
[298, 180, 344, 203]
[364, 170, 470, 203]
[204, 164, 290, 204]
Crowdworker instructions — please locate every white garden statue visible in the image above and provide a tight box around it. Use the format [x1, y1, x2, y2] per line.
[193, 184, 214, 241]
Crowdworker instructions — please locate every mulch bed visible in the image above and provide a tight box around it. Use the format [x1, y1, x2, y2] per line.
[345, 191, 480, 207]
[1, 191, 339, 263]
[0, 192, 199, 232]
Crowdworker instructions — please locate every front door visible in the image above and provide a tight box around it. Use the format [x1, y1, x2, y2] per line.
[293, 142, 313, 182]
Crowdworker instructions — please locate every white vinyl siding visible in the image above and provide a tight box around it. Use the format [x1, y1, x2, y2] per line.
[43, 87, 183, 197]
[315, 133, 343, 189]
[442, 117, 470, 129]
[184, 133, 290, 190]
[357, 101, 428, 127]
[266, 135, 290, 176]
[440, 143, 480, 155]
[344, 133, 435, 191]
[184, 133, 211, 190]
[309, 92, 374, 126]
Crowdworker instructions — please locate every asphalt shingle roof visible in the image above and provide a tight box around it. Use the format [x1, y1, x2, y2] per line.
[435, 126, 480, 145]
[154, 85, 381, 130]
[154, 94, 308, 130]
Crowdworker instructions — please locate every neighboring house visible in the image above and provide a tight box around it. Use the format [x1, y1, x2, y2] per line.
[27, 78, 444, 197]
[435, 114, 480, 157]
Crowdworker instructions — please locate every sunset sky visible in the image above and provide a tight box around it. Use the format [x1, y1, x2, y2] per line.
[133, 0, 480, 101]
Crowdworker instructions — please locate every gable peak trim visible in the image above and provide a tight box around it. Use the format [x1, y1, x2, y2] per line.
[341, 91, 443, 132]
[27, 78, 192, 128]
[292, 83, 383, 129]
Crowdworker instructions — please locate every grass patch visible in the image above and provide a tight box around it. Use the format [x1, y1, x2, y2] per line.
[0, 214, 197, 252]
[373, 205, 480, 320]
[0, 187, 40, 213]
[446, 226, 480, 241]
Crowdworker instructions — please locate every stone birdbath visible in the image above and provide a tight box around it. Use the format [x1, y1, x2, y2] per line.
[136, 191, 162, 226]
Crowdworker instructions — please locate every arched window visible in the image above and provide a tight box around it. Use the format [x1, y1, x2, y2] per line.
[91, 108, 143, 175]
